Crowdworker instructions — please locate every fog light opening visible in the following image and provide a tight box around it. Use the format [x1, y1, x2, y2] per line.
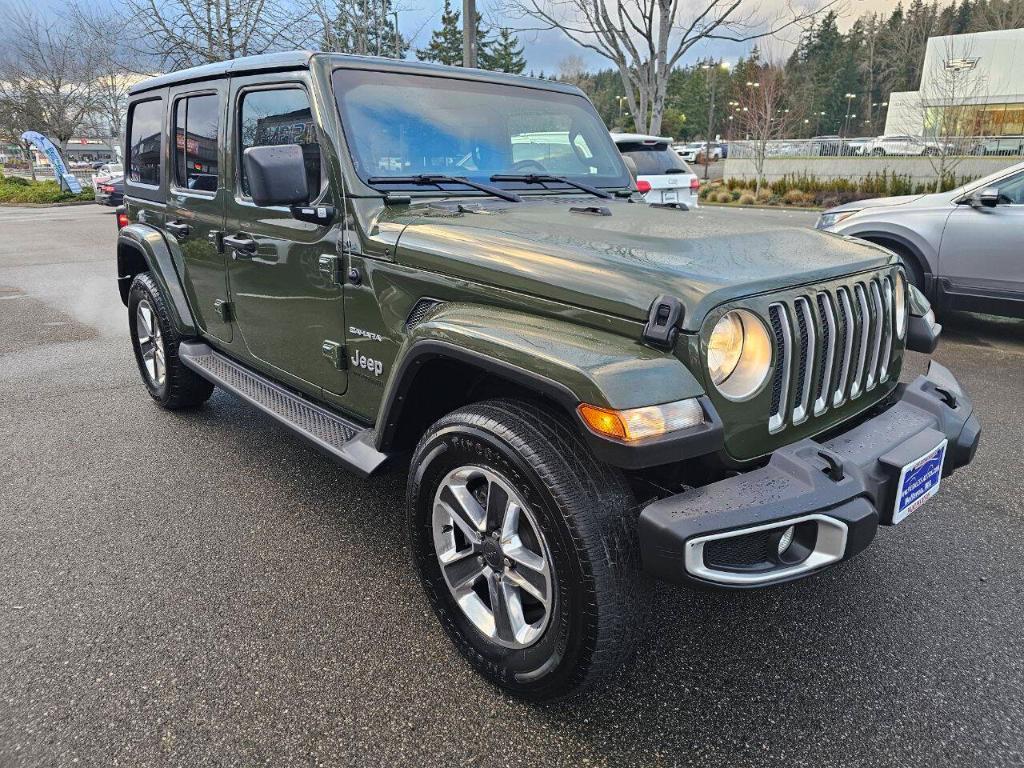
[777, 525, 795, 556]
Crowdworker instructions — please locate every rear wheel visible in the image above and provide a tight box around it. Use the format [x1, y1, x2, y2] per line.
[128, 272, 214, 410]
[408, 399, 641, 701]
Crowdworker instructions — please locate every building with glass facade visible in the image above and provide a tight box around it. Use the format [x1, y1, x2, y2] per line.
[885, 28, 1024, 147]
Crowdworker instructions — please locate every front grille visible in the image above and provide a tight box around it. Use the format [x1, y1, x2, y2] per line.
[768, 274, 897, 434]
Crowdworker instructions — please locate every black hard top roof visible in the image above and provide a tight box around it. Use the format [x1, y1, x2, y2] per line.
[129, 51, 583, 97]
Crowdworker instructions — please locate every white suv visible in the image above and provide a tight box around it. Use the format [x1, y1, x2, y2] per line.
[863, 135, 944, 156]
[612, 133, 699, 208]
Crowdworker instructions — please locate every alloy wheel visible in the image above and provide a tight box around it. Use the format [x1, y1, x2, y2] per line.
[135, 298, 166, 388]
[432, 466, 554, 649]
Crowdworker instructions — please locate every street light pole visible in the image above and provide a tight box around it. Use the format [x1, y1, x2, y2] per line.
[393, 10, 400, 58]
[843, 93, 856, 137]
[462, 0, 477, 68]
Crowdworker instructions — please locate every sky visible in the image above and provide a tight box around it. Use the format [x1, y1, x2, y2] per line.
[395, 0, 954, 73]
[13, 0, 955, 76]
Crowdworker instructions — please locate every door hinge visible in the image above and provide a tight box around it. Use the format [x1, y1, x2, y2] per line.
[321, 340, 347, 369]
[318, 254, 341, 283]
[213, 299, 233, 322]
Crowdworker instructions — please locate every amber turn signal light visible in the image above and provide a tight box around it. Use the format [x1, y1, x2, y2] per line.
[577, 399, 704, 442]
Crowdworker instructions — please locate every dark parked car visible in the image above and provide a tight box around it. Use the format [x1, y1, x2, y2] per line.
[115, 51, 979, 701]
[95, 176, 124, 206]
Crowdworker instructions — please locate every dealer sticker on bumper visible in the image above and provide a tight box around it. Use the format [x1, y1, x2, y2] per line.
[892, 439, 947, 524]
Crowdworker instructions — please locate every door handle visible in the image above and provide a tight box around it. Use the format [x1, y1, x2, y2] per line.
[223, 234, 257, 255]
[165, 220, 191, 237]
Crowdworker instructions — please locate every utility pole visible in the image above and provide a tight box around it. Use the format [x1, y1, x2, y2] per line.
[393, 10, 400, 58]
[701, 60, 730, 180]
[462, 0, 477, 67]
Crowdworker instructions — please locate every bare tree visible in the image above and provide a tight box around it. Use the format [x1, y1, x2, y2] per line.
[69, 5, 150, 142]
[971, 0, 1024, 32]
[120, 0, 316, 70]
[0, 3, 97, 151]
[735, 65, 797, 195]
[505, 0, 835, 135]
[557, 54, 587, 86]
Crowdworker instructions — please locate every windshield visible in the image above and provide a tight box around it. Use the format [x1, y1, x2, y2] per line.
[953, 159, 1024, 196]
[332, 69, 630, 192]
[616, 142, 691, 175]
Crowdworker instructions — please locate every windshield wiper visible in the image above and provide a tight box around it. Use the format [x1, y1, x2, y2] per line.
[366, 174, 521, 203]
[489, 173, 613, 200]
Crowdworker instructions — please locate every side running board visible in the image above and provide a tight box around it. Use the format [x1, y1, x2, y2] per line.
[178, 341, 390, 478]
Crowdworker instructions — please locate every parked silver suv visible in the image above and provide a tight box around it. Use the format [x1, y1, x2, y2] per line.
[817, 161, 1024, 318]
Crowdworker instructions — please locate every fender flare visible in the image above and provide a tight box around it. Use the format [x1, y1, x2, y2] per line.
[376, 304, 722, 469]
[117, 224, 197, 336]
[844, 229, 933, 293]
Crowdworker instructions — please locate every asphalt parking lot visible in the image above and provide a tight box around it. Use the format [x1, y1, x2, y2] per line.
[1, 204, 1023, 767]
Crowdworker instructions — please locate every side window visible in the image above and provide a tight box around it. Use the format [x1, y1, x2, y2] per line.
[173, 94, 220, 192]
[127, 98, 163, 186]
[238, 88, 321, 199]
[996, 172, 1024, 205]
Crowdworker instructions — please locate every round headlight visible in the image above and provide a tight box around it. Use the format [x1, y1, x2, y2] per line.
[707, 309, 773, 400]
[894, 271, 908, 338]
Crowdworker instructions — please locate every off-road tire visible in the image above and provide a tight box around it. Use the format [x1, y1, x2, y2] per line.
[128, 272, 214, 410]
[408, 398, 642, 702]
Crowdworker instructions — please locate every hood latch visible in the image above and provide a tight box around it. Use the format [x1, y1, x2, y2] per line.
[643, 295, 684, 349]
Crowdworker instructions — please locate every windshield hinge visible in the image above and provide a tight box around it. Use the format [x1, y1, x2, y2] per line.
[322, 340, 347, 369]
[318, 254, 341, 284]
[643, 295, 684, 349]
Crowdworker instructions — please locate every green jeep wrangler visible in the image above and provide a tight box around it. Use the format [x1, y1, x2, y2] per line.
[116, 51, 980, 701]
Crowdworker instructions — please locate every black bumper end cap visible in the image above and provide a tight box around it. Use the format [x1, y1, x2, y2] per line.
[907, 312, 941, 353]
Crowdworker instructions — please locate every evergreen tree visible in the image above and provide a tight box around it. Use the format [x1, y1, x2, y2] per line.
[416, 0, 494, 67]
[416, 0, 463, 65]
[480, 27, 526, 73]
[321, 0, 407, 58]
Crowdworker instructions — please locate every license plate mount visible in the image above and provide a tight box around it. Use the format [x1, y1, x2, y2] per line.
[891, 439, 947, 525]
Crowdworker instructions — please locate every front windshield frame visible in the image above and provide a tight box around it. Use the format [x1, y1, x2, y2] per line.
[331, 68, 632, 195]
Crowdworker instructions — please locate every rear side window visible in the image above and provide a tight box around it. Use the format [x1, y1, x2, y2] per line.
[174, 94, 220, 192]
[616, 141, 691, 175]
[238, 88, 321, 199]
[127, 98, 163, 186]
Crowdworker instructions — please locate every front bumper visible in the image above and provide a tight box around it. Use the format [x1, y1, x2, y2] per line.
[639, 361, 980, 588]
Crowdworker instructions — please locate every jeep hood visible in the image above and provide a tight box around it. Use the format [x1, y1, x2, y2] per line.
[388, 198, 895, 331]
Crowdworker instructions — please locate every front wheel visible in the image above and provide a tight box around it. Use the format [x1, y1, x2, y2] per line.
[408, 399, 641, 702]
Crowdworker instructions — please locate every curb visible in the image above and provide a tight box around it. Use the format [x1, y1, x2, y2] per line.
[700, 201, 825, 212]
[0, 200, 97, 208]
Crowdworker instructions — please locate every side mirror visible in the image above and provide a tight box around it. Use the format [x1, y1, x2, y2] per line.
[977, 186, 1000, 208]
[243, 144, 309, 207]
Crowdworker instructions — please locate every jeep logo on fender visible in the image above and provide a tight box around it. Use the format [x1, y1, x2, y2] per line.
[351, 349, 383, 376]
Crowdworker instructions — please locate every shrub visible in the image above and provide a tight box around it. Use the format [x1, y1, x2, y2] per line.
[715, 191, 732, 203]
[782, 189, 807, 205]
[0, 176, 93, 204]
[738, 192, 756, 205]
[730, 189, 741, 201]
